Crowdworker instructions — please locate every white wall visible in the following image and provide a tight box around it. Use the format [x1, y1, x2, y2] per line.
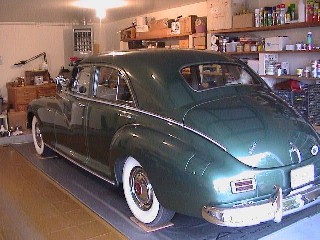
[0, 22, 108, 101]
[0, 23, 73, 101]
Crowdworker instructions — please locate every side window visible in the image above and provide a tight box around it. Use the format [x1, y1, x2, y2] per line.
[95, 66, 132, 104]
[181, 63, 256, 91]
[70, 66, 91, 95]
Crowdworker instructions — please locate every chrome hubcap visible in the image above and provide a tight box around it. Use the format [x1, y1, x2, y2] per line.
[129, 166, 153, 211]
[35, 121, 43, 148]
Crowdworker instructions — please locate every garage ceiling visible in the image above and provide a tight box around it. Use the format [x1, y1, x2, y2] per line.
[0, 0, 202, 23]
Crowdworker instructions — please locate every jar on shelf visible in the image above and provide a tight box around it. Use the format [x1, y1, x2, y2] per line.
[236, 43, 244, 52]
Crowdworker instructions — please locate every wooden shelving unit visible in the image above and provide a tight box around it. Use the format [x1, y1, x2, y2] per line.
[261, 75, 319, 81]
[226, 49, 320, 56]
[122, 33, 190, 42]
[209, 22, 320, 34]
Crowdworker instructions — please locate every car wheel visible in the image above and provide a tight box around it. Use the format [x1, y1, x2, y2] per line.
[122, 157, 175, 227]
[32, 116, 52, 157]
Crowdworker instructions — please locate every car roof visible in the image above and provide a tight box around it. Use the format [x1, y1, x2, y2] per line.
[80, 49, 241, 120]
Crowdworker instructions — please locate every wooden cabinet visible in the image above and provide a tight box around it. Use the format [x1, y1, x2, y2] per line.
[7, 83, 56, 111]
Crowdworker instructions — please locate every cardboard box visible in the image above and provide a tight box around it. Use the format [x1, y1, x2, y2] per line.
[258, 53, 278, 75]
[149, 18, 173, 30]
[193, 36, 206, 46]
[232, 13, 254, 29]
[8, 111, 27, 130]
[179, 15, 197, 34]
[136, 25, 149, 32]
[25, 70, 50, 85]
[195, 17, 207, 33]
[179, 39, 189, 49]
[120, 27, 136, 40]
[207, 0, 246, 31]
[265, 37, 289, 51]
[171, 21, 180, 34]
[136, 28, 171, 39]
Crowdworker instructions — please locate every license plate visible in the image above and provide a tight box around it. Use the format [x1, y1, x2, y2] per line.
[290, 165, 314, 189]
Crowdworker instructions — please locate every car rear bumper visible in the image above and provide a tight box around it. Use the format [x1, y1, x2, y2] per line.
[202, 184, 320, 227]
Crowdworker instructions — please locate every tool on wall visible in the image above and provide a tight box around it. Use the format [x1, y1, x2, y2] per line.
[13, 52, 47, 67]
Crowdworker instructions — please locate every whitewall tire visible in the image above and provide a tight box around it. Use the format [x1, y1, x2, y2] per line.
[32, 116, 51, 157]
[122, 157, 174, 227]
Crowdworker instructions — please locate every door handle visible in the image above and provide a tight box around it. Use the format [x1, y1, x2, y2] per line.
[119, 113, 132, 119]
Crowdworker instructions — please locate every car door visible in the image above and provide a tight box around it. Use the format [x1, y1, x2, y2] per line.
[54, 65, 92, 164]
[86, 65, 136, 178]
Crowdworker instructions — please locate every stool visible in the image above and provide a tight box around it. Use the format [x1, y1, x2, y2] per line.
[0, 114, 8, 131]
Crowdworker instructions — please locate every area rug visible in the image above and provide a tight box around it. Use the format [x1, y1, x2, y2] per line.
[12, 143, 320, 240]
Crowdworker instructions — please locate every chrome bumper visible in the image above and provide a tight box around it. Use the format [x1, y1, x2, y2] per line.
[202, 184, 320, 227]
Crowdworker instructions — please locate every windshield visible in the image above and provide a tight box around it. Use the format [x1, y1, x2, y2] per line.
[181, 63, 261, 91]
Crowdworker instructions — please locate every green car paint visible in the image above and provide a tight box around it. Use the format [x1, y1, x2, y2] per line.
[28, 49, 320, 226]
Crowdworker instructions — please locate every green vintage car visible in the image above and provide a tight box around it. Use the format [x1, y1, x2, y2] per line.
[27, 49, 320, 227]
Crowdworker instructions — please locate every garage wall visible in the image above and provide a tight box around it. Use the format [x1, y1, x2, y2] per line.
[0, 2, 206, 101]
[0, 22, 107, 101]
[0, 23, 73, 101]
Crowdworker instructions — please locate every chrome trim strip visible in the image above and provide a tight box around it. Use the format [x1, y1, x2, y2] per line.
[67, 92, 227, 151]
[45, 143, 116, 186]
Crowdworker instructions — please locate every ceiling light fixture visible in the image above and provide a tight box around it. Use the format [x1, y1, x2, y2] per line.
[96, 8, 106, 19]
[73, 0, 126, 19]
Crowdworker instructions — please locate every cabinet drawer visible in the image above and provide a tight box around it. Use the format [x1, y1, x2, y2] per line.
[15, 88, 37, 96]
[38, 87, 56, 97]
[16, 104, 28, 112]
[16, 93, 38, 104]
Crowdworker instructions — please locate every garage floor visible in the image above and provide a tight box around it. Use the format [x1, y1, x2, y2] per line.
[1, 139, 320, 240]
[0, 144, 126, 240]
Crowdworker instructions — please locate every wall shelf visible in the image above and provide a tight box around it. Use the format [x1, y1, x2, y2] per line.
[209, 22, 320, 34]
[226, 49, 320, 55]
[122, 33, 191, 42]
[261, 75, 319, 81]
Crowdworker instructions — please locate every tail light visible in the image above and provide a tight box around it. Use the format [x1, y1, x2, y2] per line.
[231, 178, 256, 194]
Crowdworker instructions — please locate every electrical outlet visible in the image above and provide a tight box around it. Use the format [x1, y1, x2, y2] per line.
[0, 56, 3, 65]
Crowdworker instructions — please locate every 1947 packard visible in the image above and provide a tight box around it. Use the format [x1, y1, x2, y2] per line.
[27, 49, 320, 227]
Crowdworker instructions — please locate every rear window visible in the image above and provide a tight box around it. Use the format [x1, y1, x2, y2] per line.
[181, 63, 258, 91]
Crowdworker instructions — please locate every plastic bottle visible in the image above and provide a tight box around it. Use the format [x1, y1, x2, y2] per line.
[290, 3, 296, 20]
[307, 31, 313, 50]
[255, 9, 260, 27]
[298, 0, 306, 22]
[280, 4, 286, 24]
[0, 125, 5, 133]
[276, 5, 281, 24]
[272, 6, 277, 25]
[260, 8, 265, 26]
[286, 6, 292, 23]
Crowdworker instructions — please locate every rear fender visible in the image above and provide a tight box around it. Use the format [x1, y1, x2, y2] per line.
[109, 123, 195, 187]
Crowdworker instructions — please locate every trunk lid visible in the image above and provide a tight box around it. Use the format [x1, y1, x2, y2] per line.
[183, 87, 319, 168]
